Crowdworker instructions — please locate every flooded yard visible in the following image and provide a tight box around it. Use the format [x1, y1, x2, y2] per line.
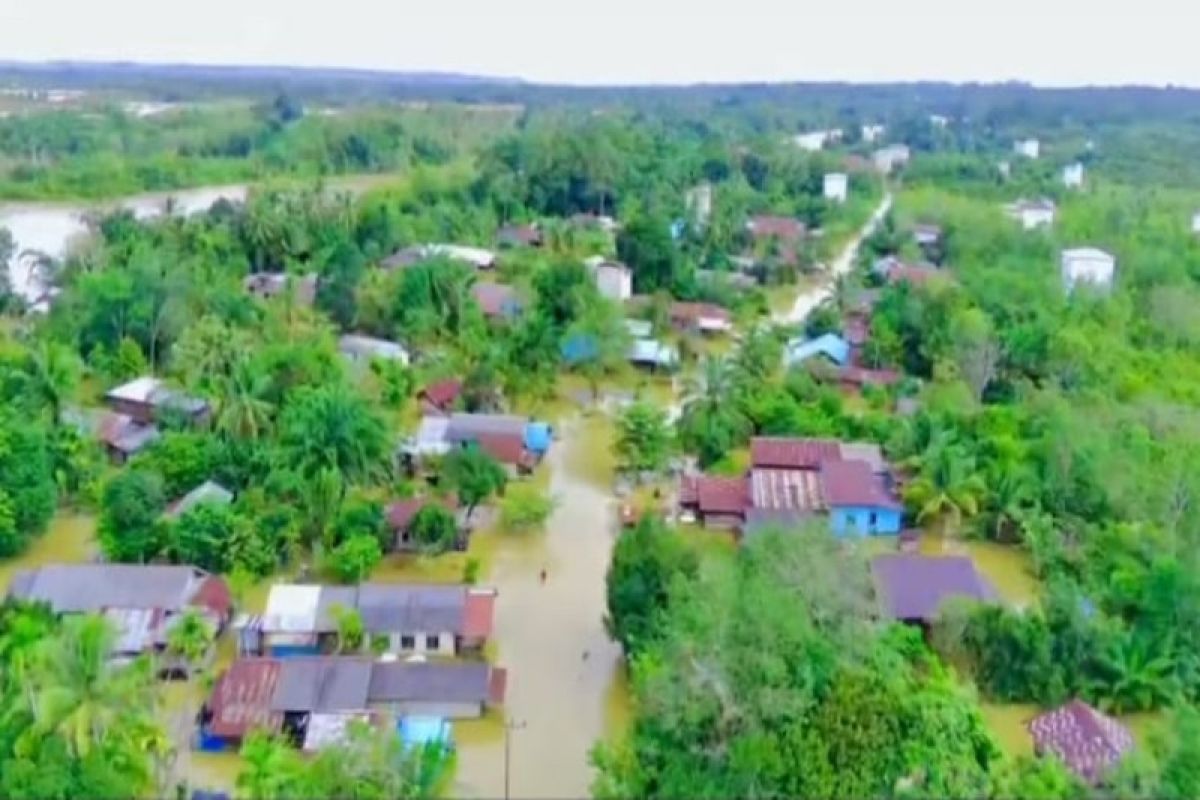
[920, 534, 1040, 608]
[0, 512, 96, 587]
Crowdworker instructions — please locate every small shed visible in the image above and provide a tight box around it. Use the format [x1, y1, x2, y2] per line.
[784, 333, 851, 368]
[1028, 700, 1134, 783]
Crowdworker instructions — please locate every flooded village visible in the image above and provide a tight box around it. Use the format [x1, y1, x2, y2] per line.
[0, 71, 1197, 800]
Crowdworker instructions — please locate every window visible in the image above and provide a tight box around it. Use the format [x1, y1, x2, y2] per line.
[400, 635, 415, 650]
[426, 634, 440, 650]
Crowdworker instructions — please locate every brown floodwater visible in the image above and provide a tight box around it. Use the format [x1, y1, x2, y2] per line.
[452, 413, 630, 799]
[0, 512, 96, 587]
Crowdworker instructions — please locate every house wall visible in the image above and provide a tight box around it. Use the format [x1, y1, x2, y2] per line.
[369, 699, 484, 719]
[1021, 209, 1054, 230]
[829, 506, 902, 536]
[1062, 254, 1115, 289]
[385, 631, 457, 656]
[700, 512, 744, 530]
[596, 268, 632, 301]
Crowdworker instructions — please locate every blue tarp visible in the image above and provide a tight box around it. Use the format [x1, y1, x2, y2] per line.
[525, 422, 553, 453]
[784, 333, 851, 367]
[400, 716, 453, 750]
[561, 334, 598, 365]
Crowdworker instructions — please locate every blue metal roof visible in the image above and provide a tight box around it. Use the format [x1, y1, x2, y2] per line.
[399, 716, 452, 749]
[784, 333, 851, 367]
[561, 334, 598, 365]
[525, 422, 552, 453]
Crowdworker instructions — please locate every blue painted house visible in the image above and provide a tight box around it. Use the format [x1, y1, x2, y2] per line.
[784, 333, 851, 368]
[821, 459, 903, 535]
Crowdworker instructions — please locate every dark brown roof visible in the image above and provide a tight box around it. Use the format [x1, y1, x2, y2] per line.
[694, 475, 749, 515]
[420, 379, 462, 410]
[871, 554, 996, 622]
[820, 460, 902, 510]
[471, 282, 519, 318]
[750, 437, 841, 470]
[1028, 700, 1134, 783]
[838, 366, 902, 387]
[475, 432, 529, 466]
[385, 497, 458, 531]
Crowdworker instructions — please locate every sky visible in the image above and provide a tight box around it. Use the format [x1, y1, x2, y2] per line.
[0, 0, 1195, 87]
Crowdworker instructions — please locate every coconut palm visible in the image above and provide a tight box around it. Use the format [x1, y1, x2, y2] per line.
[27, 615, 157, 758]
[678, 356, 751, 468]
[237, 732, 302, 800]
[16, 339, 81, 426]
[903, 440, 987, 535]
[1090, 633, 1178, 713]
[215, 358, 275, 441]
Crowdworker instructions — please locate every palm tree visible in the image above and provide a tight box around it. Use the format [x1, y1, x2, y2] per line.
[237, 732, 302, 800]
[215, 359, 275, 441]
[678, 356, 751, 467]
[903, 440, 987, 535]
[27, 615, 157, 757]
[18, 340, 81, 426]
[1091, 633, 1178, 713]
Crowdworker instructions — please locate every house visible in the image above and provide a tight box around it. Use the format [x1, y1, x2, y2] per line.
[873, 144, 910, 174]
[96, 410, 160, 463]
[1060, 247, 1116, 291]
[105, 376, 209, 426]
[784, 333, 851, 368]
[870, 554, 996, 624]
[382, 244, 496, 270]
[624, 318, 653, 339]
[1192, 211, 1200, 234]
[585, 257, 633, 301]
[861, 123, 885, 143]
[1015, 138, 1040, 159]
[929, 114, 950, 128]
[200, 656, 506, 750]
[627, 338, 679, 370]
[244, 272, 318, 306]
[339, 334, 410, 366]
[386, 497, 470, 552]
[822, 460, 903, 535]
[496, 223, 542, 248]
[793, 129, 841, 151]
[418, 379, 462, 415]
[471, 282, 523, 320]
[823, 173, 848, 204]
[1027, 700, 1134, 784]
[1006, 198, 1056, 230]
[679, 437, 902, 536]
[746, 215, 806, 244]
[873, 256, 944, 287]
[243, 583, 496, 658]
[669, 302, 733, 335]
[8, 564, 231, 671]
[166, 480, 234, 518]
[400, 413, 550, 475]
[1063, 162, 1085, 188]
[685, 183, 713, 226]
[837, 365, 902, 392]
[912, 223, 943, 250]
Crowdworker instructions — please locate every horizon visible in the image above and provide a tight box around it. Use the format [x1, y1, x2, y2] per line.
[2, 0, 1196, 89]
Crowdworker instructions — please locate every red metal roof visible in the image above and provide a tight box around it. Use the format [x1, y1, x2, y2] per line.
[750, 437, 841, 470]
[820, 459, 902, 510]
[206, 657, 283, 739]
[694, 475, 749, 515]
[475, 432, 528, 466]
[463, 589, 496, 639]
[471, 282, 518, 317]
[192, 575, 233, 618]
[1028, 700, 1134, 783]
[420, 379, 462, 410]
[488, 666, 508, 705]
[386, 496, 459, 531]
[748, 215, 806, 241]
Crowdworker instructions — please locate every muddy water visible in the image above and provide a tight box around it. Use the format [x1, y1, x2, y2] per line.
[453, 414, 630, 799]
[920, 534, 1039, 608]
[0, 512, 97, 588]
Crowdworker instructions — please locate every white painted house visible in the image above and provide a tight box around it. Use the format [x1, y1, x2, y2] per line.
[873, 145, 911, 174]
[1192, 211, 1200, 234]
[338, 334, 409, 366]
[1061, 247, 1116, 291]
[1015, 138, 1040, 159]
[1006, 198, 1056, 230]
[861, 123, 886, 143]
[794, 129, 842, 152]
[823, 173, 848, 204]
[585, 255, 633, 301]
[1063, 162, 1085, 188]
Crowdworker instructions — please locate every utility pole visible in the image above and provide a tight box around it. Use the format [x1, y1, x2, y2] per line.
[503, 718, 526, 800]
